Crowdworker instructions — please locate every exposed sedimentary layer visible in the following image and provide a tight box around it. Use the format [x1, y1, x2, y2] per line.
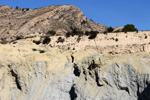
[0, 40, 150, 100]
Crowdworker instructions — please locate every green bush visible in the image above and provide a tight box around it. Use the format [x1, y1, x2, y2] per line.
[85, 31, 99, 36]
[65, 32, 74, 38]
[88, 32, 97, 39]
[70, 27, 83, 36]
[81, 20, 87, 24]
[16, 6, 19, 9]
[122, 24, 138, 33]
[47, 30, 56, 36]
[85, 31, 90, 36]
[103, 31, 108, 35]
[22, 8, 30, 11]
[33, 40, 41, 45]
[115, 38, 119, 42]
[42, 36, 51, 44]
[107, 26, 114, 32]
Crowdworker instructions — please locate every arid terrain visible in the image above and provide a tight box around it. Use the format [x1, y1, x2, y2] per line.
[0, 5, 106, 42]
[0, 5, 150, 100]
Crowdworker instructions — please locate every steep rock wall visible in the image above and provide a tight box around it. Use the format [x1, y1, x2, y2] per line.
[0, 49, 150, 100]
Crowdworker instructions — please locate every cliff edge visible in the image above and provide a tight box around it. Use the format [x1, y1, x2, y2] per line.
[0, 38, 150, 100]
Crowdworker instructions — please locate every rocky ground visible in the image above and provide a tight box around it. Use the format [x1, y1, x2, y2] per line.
[0, 34, 150, 100]
[0, 4, 150, 100]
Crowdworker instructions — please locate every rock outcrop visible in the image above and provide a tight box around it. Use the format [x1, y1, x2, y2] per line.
[0, 4, 150, 100]
[0, 39, 150, 100]
[29, 31, 150, 54]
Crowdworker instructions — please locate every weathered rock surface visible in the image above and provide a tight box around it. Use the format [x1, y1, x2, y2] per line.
[0, 4, 150, 100]
[0, 39, 150, 100]
[0, 5, 107, 41]
[30, 31, 150, 54]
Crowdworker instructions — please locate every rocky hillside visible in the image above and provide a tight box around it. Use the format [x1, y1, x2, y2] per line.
[0, 5, 107, 42]
[1, 4, 150, 100]
[0, 38, 150, 100]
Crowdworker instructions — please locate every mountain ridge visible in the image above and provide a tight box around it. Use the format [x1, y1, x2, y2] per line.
[0, 5, 107, 42]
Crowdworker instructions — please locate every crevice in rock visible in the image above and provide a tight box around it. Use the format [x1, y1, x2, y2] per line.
[120, 86, 130, 94]
[83, 69, 87, 81]
[95, 71, 102, 87]
[10, 70, 22, 90]
[69, 84, 77, 100]
[39, 50, 45, 53]
[73, 64, 80, 77]
[88, 60, 99, 70]
[137, 83, 142, 100]
[137, 83, 150, 100]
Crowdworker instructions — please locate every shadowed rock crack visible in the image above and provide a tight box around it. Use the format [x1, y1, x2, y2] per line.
[73, 64, 80, 77]
[10, 70, 22, 90]
[69, 84, 77, 100]
[137, 83, 150, 100]
[95, 71, 102, 86]
[88, 60, 99, 70]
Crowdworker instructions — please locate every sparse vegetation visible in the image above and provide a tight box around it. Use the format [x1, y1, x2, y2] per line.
[103, 27, 114, 34]
[70, 26, 83, 36]
[22, 8, 30, 11]
[65, 26, 83, 37]
[47, 30, 56, 36]
[42, 36, 51, 44]
[39, 50, 45, 53]
[145, 35, 148, 39]
[81, 20, 87, 24]
[84, 31, 99, 39]
[32, 48, 45, 53]
[115, 38, 119, 42]
[33, 40, 41, 45]
[26, 8, 30, 11]
[32, 48, 37, 51]
[107, 27, 114, 32]
[103, 31, 108, 35]
[56, 37, 65, 43]
[65, 32, 73, 38]
[85, 31, 99, 36]
[0, 38, 8, 44]
[88, 32, 98, 39]
[16, 6, 19, 9]
[16, 36, 23, 40]
[122, 24, 138, 33]
[85, 31, 90, 36]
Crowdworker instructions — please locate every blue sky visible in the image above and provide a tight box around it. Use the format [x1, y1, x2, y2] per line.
[0, 0, 150, 31]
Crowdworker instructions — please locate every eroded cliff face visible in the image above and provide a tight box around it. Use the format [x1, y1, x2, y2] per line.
[0, 39, 150, 100]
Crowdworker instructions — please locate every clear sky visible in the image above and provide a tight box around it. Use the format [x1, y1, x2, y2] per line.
[0, 0, 150, 31]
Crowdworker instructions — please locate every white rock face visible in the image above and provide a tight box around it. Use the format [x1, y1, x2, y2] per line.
[0, 39, 150, 100]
